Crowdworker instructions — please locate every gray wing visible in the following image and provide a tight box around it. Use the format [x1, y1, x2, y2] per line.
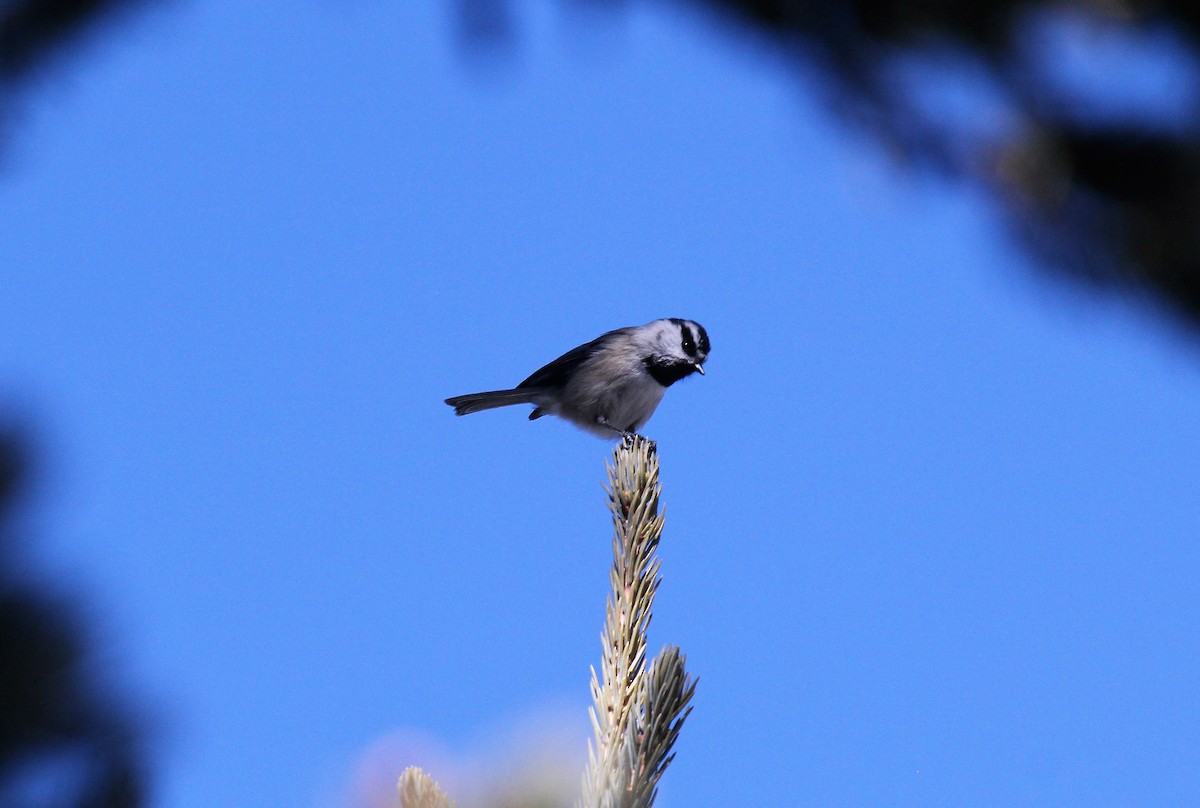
[516, 327, 630, 390]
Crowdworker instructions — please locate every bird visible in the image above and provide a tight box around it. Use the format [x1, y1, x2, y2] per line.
[445, 318, 709, 438]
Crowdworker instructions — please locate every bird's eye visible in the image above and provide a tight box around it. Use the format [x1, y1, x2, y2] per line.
[677, 322, 699, 357]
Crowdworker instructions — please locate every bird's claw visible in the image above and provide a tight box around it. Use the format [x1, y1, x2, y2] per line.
[620, 432, 656, 453]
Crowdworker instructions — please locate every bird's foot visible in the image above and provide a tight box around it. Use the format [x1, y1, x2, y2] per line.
[620, 432, 656, 453]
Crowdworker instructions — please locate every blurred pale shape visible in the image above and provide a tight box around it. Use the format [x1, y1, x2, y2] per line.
[350, 708, 584, 808]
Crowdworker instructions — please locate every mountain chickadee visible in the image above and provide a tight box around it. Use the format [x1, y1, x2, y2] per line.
[445, 318, 710, 438]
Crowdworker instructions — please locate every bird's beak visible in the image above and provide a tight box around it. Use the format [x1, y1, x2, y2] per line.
[694, 363, 705, 375]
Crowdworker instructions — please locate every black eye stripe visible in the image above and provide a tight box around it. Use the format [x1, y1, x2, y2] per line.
[678, 323, 697, 357]
[668, 318, 708, 357]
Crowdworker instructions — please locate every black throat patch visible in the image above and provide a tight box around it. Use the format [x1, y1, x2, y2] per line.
[644, 356, 697, 387]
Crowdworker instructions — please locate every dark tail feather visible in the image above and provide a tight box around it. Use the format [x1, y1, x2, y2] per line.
[445, 388, 541, 416]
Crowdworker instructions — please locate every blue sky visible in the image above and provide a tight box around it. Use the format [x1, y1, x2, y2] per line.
[3, 1, 1200, 806]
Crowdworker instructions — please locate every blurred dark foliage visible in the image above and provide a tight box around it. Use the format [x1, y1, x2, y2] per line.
[0, 0, 150, 81]
[0, 430, 146, 808]
[454, 0, 515, 49]
[6, 0, 1200, 328]
[463, 0, 1200, 332]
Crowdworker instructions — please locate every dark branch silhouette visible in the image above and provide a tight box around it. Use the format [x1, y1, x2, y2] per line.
[0, 0, 151, 82]
[0, 429, 146, 808]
